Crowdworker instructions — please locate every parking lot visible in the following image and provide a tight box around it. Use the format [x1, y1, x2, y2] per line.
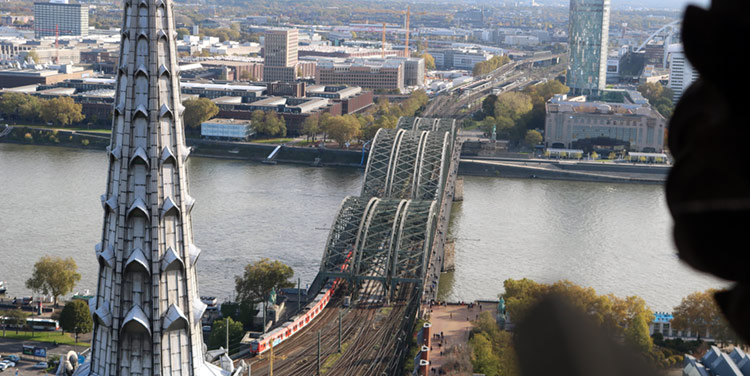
[1, 336, 88, 375]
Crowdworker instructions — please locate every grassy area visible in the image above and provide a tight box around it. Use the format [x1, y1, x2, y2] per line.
[71, 128, 111, 133]
[320, 341, 351, 374]
[13, 124, 111, 133]
[1, 330, 84, 346]
[253, 138, 294, 144]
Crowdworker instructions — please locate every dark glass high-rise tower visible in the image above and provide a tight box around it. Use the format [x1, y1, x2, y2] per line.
[567, 0, 610, 96]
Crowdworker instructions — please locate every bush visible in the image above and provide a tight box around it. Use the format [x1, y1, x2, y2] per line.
[24, 132, 33, 141]
[81, 139, 90, 146]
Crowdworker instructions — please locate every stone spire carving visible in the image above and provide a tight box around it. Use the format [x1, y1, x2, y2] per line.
[73, 0, 228, 374]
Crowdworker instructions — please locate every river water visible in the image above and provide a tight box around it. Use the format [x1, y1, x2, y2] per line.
[0, 143, 724, 311]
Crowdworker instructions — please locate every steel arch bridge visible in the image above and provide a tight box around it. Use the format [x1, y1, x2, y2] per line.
[318, 197, 438, 298]
[319, 117, 456, 299]
[633, 20, 681, 53]
[361, 118, 455, 201]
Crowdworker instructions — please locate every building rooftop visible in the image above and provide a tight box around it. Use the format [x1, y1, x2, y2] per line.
[180, 82, 265, 92]
[202, 118, 251, 125]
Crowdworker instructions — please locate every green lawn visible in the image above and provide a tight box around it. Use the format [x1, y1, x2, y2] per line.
[253, 138, 294, 144]
[13, 124, 111, 134]
[320, 341, 351, 374]
[1, 330, 84, 346]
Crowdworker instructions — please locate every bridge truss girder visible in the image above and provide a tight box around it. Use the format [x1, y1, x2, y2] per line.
[319, 197, 438, 300]
[398, 117, 457, 140]
[362, 121, 453, 202]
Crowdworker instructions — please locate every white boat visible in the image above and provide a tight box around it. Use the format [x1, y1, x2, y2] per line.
[0, 281, 6, 294]
[200, 296, 218, 307]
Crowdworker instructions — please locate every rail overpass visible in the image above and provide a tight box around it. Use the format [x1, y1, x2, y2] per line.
[244, 117, 461, 375]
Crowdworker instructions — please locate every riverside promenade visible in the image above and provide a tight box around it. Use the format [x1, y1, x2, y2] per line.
[427, 301, 498, 372]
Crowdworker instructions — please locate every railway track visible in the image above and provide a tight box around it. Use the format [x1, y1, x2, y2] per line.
[245, 278, 415, 376]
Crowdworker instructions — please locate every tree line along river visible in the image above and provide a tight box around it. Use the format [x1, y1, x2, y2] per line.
[0, 143, 724, 312]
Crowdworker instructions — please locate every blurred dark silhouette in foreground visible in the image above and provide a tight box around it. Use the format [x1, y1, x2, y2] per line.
[666, 0, 750, 344]
[513, 1, 749, 375]
[515, 295, 658, 376]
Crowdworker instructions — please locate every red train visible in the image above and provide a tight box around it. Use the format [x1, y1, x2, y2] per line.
[249, 252, 352, 355]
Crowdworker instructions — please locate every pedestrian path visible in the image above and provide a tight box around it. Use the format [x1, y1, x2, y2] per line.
[426, 301, 497, 372]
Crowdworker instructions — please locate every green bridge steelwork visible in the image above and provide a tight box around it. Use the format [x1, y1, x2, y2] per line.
[318, 117, 456, 300]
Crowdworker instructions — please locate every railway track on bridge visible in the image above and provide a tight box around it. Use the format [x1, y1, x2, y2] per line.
[242, 117, 459, 375]
[247, 279, 416, 375]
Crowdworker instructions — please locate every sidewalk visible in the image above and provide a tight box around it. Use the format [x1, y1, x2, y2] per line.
[427, 301, 497, 372]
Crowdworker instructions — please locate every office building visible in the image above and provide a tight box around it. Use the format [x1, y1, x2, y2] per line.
[316, 59, 404, 93]
[566, 0, 610, 96]
[263, 29, 298, 82]
[430, 49, 492, 71]
[544, 94, 666, 152]
[0, 65, 93, 88]
[667, 43, 699, 103]
[34, 1, 89, 38]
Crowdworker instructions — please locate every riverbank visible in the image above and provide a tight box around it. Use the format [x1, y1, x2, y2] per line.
[459, 157, 669, 184]
[1, 125, 670, 182]
[0, 125, 365, 168]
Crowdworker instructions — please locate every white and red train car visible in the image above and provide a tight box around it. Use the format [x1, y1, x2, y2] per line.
[249, 252, 351, 355]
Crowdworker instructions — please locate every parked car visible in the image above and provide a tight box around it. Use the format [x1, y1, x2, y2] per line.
[0, 363, 8, 371]
[1, 360, 15, 367]
[4, 355, 18, 363]
[33, 361, 48, 369]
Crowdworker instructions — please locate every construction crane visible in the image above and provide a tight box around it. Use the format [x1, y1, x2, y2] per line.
[382, 23, 386, 58]
[404, 6, 410, 57]
[34, 24, 70, 64]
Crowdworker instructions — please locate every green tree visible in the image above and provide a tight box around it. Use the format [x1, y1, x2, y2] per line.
[501, 278, 654, 356]
[590, 151, 599, 160]
[255, 111, 286, 137]
[2, 309, 29, 334]
[494, 92, 533, 121]
[422, 52, 436, 70]
[522, 80, 569, 131]
[219, 301, 256, 329]
[25, 256, 81, 306]
[326, 115, 360, 147]
[26, 49, 40, 63]
[471, 311, 519, 376]
[472, 55, 511, 76]
[481, 94, 498, 119]
[302, 114, 320, 141]
[250, 109, 265, 130]
[19, 95, 42, 122]
[176, 28, 190, 40]
[672, 289, 733, 343]
[637, 82, 674, 119]
[625, 313, 653, 352]
[235, 258, 294, 330]
[358, 114, 378, 140]
[524, 130, 542, 148]
[183, 97, 219, 129]
[40, 97, 85, 126]
[208, 317, 244, 352]
[0, 93, 34, 121]
[239, 71, 255, 81]
[59, 300, 93, 343]
[470, 333, 500, 376]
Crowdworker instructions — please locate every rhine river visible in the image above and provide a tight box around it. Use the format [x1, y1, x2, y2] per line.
[0, 143, 725, 311]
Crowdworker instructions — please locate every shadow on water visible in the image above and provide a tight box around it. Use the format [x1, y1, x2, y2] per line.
[437, 271, 454, 302]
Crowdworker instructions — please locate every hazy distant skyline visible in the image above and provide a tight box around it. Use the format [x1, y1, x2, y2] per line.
[486, 0, 711, 10]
